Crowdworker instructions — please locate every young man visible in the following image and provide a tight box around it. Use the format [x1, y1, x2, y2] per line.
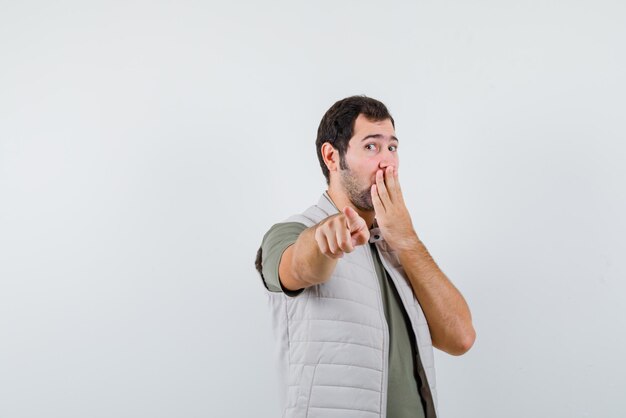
[256, 96, 475, 418]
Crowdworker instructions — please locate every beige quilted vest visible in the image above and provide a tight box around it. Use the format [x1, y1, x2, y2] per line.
[266, 193, 438, 418]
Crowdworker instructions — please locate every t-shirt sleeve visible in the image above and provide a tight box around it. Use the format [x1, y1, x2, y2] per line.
[258, 222, 308, 297]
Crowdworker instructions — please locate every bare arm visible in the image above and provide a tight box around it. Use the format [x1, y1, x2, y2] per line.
[396, 236, 475, 355]
[279, 207, 370, 292]
[371, 166, 476, 355]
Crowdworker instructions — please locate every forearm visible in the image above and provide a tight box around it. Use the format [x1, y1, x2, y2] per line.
[279, 224, 338, 291]
[397, 234, 475, 355]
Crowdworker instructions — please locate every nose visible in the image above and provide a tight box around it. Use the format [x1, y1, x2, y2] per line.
[378, 149, 398, 170]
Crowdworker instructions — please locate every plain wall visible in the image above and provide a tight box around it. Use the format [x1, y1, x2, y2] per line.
[1, 1, 625, 417]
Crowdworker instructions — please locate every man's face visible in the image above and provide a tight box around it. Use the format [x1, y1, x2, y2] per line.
[339, 114, 399, 211]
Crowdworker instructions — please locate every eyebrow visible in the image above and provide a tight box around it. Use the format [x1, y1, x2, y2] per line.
[360, 134, 399, 143]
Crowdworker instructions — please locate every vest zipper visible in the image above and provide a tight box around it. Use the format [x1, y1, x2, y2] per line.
[364, 243, 390, 418]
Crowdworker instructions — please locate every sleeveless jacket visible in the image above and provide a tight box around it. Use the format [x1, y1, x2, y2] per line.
[265, 193, 438, 418]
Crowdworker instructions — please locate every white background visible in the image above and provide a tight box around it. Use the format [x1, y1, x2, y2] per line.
[1, 1, 625, 417]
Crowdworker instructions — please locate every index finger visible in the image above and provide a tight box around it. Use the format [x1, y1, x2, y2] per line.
[371, 184, 385, 215]
[343, 206, 366, 233]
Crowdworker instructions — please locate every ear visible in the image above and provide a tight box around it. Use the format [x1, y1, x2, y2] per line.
[321, 142, 340, 173]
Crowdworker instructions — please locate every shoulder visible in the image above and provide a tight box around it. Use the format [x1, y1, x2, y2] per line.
[262, 221, 307, 246]
[257, 221, 307, 295]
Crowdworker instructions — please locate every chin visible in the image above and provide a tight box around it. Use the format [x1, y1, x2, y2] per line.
[354, 195, 374, 212]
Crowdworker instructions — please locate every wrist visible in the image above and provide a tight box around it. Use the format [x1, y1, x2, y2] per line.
[394, 231, 420, 254]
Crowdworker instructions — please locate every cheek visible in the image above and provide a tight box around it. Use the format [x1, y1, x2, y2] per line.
[388, 153, 400, 170]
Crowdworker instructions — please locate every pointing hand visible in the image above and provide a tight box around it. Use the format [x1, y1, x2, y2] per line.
[314, 206, 370, 259]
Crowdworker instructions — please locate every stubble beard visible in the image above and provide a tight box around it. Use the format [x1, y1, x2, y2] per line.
[340, 166, 374, 212]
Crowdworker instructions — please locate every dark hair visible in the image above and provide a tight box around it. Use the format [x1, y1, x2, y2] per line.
[315, 95, 395, 184]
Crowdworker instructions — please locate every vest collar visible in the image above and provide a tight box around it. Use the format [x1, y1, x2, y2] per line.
[319, 191, 339, 215]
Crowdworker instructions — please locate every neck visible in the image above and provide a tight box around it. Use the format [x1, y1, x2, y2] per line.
[326, 187, 376, 229]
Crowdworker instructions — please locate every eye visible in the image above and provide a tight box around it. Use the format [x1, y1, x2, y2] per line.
[365, 143, 377, 151]
[388, 145, 398, 152]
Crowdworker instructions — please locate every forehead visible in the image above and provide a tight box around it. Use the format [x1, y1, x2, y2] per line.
[350, 114, 396, 143]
